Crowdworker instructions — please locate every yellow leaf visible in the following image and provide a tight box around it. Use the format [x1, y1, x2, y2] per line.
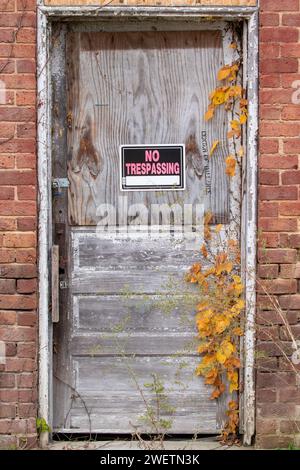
[205, 105, 215, 121]
[216, 351, 227, 364]
[225, 156, 236, 178]
[211, 89, 227, 106]
[231, 120, 240, 131]
[240, 113, 248, 125]
[230, 42, 237, 50]
[209, 140, 219, 158]
[217, 66, 232, 81]
[238, 146, 244, 158]
[201, 243, 208, 258]
[215, 224, 223, 233]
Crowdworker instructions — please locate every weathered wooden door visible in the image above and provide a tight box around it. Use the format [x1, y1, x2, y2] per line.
[52, 25, 241, 434]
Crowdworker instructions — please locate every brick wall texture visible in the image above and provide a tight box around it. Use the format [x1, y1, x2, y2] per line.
[0, 0, 37, 450]
[0, 0, 300, 449]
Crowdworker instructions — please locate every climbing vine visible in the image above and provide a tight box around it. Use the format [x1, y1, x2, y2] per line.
[187, 57, 248, 443]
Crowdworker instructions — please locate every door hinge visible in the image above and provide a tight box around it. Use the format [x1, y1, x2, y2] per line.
[52, 178, 70, 189]
[59, 280, 68, 289]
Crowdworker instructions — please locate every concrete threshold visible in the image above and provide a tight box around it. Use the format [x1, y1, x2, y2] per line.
[48, 437, 251, 450]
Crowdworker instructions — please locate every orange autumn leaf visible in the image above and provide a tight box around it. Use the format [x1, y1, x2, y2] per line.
[217, 66, 233, 81]
[201, 244, 208, 258]
[209, 140, 219, 158]
[205, 105, 215, 121]
[225, 156, 236, 177]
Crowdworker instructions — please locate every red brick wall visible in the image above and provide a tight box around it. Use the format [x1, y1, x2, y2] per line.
[0, 0, 37, 450]
[0, 0, 300, 449]
[257, 0, 300, 449]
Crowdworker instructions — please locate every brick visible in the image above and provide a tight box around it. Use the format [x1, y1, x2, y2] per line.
[0, 187, 14, 201]
[257, 372, 296, 389]
[282, 106, 300, 120]
[0, 405, 16, 419]
[0, 294, 36, 310]
[16, 123, 36, 139]
[4, 358, 36, 373]
[17, 343, 35, 359]
[256, 418, 278, 434]
[16, 59, 35, 74]
[260, 218, 298, 232]
[17, 218, 36, 232]
[282, 170, 300, 184]
[17, 372, 36, 388]
[260, 89, 293, 105]
[0, 28, 14, 42]
[261, 58, 298, 74]
[17, 312, 36, 327]
[18, 404, 36, 419]
[284, 139, 300, 153]
[17, 185, 36, 200]
[259, 170, 279, 185]
[0, 264, 36, 279]
[279, 387, 300, 403]
[261, 0, 299, 11]
[259, 249, 297, 264]
[0, 123, 15, 139]
[282, 14, 300, 26]
[259, 202, 278, 218]
[280, 295, 300, 309]
[16, 27, 36, 44]
[0, 311, 16, 325]
[258, 279, 297, 294]
[0, 279, 16, 295]
[0, 373, 15, 389]
[16, 154, 36, 169]
[260, 28, 299, 43]
[260, 44, 280, 59]
[0, 107, 35, 122]
[260, 139, 279, 154]
[16, 91, 35, 106]
[259, 186, 298, 200]
[0, 326, 36, 342]
[260, 106, 281, 119]
[258, 264, 279, 279]
[15, 249, 36, 264]
[0, 155, 14, 169]
[280, 264, 297, 278]
[3, 233, 36, 248]
[0, 171, 36, 186]
[260, 13, 280, 27]
[279, 202, 300, 215]
[257, 310, 298, 326]
[260, 155, 298, 169]
[0, 249, 15, 264]
[17, 279, 36, 294]
[0, 201, 36, 216]
[0, 218, 16, 231]
[290, 234, 300, 247]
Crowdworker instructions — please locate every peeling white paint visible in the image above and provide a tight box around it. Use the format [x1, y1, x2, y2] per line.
[37, 4, 258, 447]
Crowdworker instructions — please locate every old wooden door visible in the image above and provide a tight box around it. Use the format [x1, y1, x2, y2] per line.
[52, 25, 241, 434]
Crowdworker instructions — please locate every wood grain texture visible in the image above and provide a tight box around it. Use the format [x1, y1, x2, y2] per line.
[67, 30, 230, 225]
[45, 0, 257, 7]
[66, 357, 219, 434]
[51, 245, 60, 323]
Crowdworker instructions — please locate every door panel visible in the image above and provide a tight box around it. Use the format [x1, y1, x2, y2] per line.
[53, 26, 240, 435]
[67, 30, 230, 225]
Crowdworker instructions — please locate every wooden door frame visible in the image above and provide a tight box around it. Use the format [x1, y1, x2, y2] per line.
[37, 2, 258, 447]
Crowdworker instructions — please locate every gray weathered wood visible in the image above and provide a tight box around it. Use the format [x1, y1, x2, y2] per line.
[53, 27, 240, 435]
[67, 30, 230, 226]
[51, 245, 60, 323]
[73, 295, 196, 333]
